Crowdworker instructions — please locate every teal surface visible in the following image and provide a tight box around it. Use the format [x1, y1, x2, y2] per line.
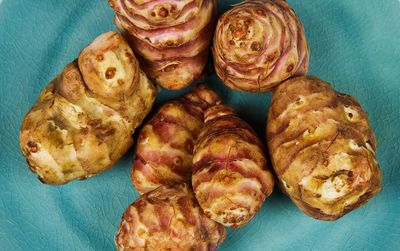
[1, 0, 399, 250]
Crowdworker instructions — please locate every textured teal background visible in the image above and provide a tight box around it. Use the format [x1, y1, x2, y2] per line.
[1, 0, 399, 250]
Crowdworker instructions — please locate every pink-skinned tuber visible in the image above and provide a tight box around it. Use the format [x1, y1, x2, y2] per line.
[109, 0, 217, 90]
[115, 183, 226, 251]
[192, 104, 275, 228]
[213, 0, 309, 92]
[132, 84, 221, 194]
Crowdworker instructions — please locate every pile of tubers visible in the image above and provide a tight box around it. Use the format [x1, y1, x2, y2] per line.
[19, 0, 382, 250]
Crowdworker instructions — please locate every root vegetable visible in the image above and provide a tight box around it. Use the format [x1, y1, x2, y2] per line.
[213, 0, 309, 92]
[192, 104, 274, 228]
[115, 183, 226, 251]
[109, 0, 217, 90]
[20, 31, 156, 185]
[267, 76, 382, 220]
[132, 84, 221, 194]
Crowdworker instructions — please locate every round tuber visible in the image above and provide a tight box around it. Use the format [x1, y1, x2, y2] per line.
[213, 0, 309, 92]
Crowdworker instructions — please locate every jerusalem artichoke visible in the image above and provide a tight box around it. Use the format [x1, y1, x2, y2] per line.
[267, 76, 382, 220]
[109, 0, 217, 90]
[132, 84, 221, 194]
[213, 0, 309, 92]
[192, 104, 274, 228]
[115, 183, 226, 251]
[20, 31, 156, 185]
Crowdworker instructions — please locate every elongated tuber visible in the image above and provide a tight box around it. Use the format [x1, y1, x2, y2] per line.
[115, 183, 226, 251]
[192, 104, 274, 228]
[267, 76, 382, 220]
[109, 0, 217, 90]
[213, 0, 309, 92]
[132, 84, 221, 194]
[20, 31, 156, 185]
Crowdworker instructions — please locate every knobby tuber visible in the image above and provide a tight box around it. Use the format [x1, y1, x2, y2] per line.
[115, 183, 226, 250]
[20, 31, 156, 185]
[192, 104, 274, 228]
[213, 0, 309, 92]
[132, 84, 221, 194]
[267, 76, 382, 220]
[109, 0, 217, 90]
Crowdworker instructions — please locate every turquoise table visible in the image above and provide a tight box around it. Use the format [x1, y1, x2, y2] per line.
[1, 0, 399, 250]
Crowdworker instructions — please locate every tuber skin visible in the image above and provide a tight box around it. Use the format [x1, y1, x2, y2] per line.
[19, 31, 156, 185]
[109, 0, 217, 90]
[192, 104, 275, 228]
[267, 76, 382, 220]
[132, 84, 221, 194]
[213, 0, 309, 92]
[115, 183, 226, 251]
